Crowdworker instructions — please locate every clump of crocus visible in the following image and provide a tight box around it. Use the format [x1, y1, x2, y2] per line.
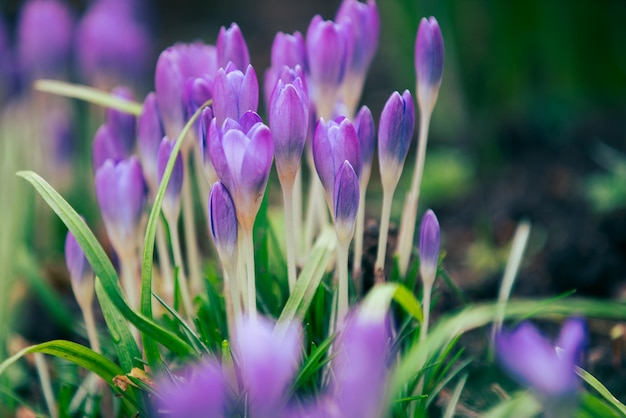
[335, 0, 379, 117]
[216, 22, 251, 71]
[17, 0, 74, 81]
[396, 16, 444, 277]
[269, 68, 309, 292]
[375, 90, 415, 282]
[94, 157, 146, 309]
[207, 113, 274, 319]
[418, 209, 440, 341]
[496, 318, 586, 417]
[212, 63, 259, 126]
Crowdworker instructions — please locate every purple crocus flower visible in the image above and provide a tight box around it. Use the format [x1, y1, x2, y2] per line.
[65, 221, 95, 308]
[495, 318, 586, 399]
[199, 107, 218, 184]
[208, 181, 238, 262]
[137, 92, 165, 193]
[216, 23, 251, 71]
[419, 209, 440, 285]
[334, 161, 360, 244]
[312, 117, 361, 212]
[336, 0, 379, 78]
[155, 42, 218, 142]
[105, 86, 137, 155]
[156, 137, 184, 221]
[212, 63, 259, 126]
[207, 115, 273, 232]
[92, 124, 125, 171]
[154, 360, 226, 418]
[415, 17, 444, 112]
[305, 15, 352, 118]
[17, 0, 74, 80]
[353, 105, 375, 173]
[94, 157, 146, 257]
[237, 316, 301, 418]
[264, 31, 307, 105]
[183, 75, 213, 121]
[75, 0, 150, 87]
[378, 90, 415, 191]
[269, 74, 309, 186]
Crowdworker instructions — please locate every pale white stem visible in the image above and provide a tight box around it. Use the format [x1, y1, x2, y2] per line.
[282, 181, 297, 292]
[420, 281, 433, 343]
[236, 237, 248, 313]
[304, 175, 327, 253]
[337, 242, 350, 324]
[69, 373, 100, 416]
[223, 260, 242, 343]
[34, 353, 58, 418]
[352, 166, 371, 287]
[181, 153, 203, 295]
[169, 218, 195, 319]
[120, 256, 138, 311]
[81, 305, 101, 354]
[375, 190, 395, 283]
[156, 220, 174, 305]
[396, 108, 432, 277]
[293, 167, 303, 262]
[243, 228, 257, 320]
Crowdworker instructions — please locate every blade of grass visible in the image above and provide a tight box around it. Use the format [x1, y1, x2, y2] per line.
[442, 373, 468, 418]
[482, 391, 541, 418]
[577, 367, 626, 416]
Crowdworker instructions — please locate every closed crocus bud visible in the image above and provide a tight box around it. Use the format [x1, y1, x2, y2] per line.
[137, 92, 165, 193]
[334, 161, 360, 245]
[155, 360, 226, 418]
[419, 209, 440, 285]
[378, 90, 415, 191]
[415, 17, 444, 113]
[94, 157, 146, 257]
[265, 64, 307, 110]
[264, 32, 307, 105]
[76, 0, 149, 87]
[306, 15, 351, 118]
[336, 0, 379, 77]
[199, 107, 218, 184]
[208, 116, 274, 232]
[17, 0, 74, 80]
[269, 77, 309, 186]
[155, 43, 218, 141]
[353, 105, 375, 175]
[216, 23, 250, 71]
[157, 137, 184, 222]
[65, 224, 94, 308]
[105, 86, 137, 154]
[184, 76, 213, 120]
[237, 316, 301, 418]
[212, 64, 259, 126]
[312, 117, 361, 211]
[92, 124, 125, 171]
[496, 318, 586, 408]
[208, 181, 238, 264]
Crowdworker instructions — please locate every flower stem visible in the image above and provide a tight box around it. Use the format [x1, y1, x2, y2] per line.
[293, 167, 303, 263]
[34, 353, 58, 418]
[420, 281, 433, 343]
[337, 242, 349, 324]
[375, 189, 394, 284]
[181, 153, 203, 294]
[169, 217, 195, 319]
[82, 305, 101, 354]
[243, 228, 257, 320]
[282, 181, 298, 292]
[352, 166, 371, 291]
[156, 219, 174, 305]
[396, 108, 432, 277]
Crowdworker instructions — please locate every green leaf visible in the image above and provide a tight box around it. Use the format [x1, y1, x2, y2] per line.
[33, 80, 143, 115]
[482, 391, 541, 418]
[0, 340, 141, 416]
[577, 393, 624, 418]
[442, 374, 468, 418]
[139, 99, 211, 368]
[290, 334, 336, 395]
[361, 283, 424, 323]
[16, 171, 195, 359]
[577, 367, 626, 416]
[276, 228, 336, 336]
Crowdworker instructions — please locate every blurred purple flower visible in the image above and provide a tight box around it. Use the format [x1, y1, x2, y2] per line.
[208, 181, 238, 262]
[353, 105, 375, 171]
[378, 90, 415, 191]
[419, 209, 440, 285]
[157, 137, 184, 221]
[334, 160, 360, 243]
[415, 17, 444, 111]
[216, 22, 250, 71]
[94, 157, 146, 256]
[105, 86, 137, 154]
[137, 92, 165, 193]
[65, 223, 92, 287]
[76, 0, 150, 87]
[17, 0, 74, 80]
[264, 31, 307, 105]
[207, 115, 273, 231]
[92, 124, 125, 171]
[495, 318, 586, 398]
[336, 0, 379, 78]
[212, 63, 259, 126]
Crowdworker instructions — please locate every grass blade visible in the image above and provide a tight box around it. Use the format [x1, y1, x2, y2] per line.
[442, 373, 468, 418]
[577, 367, 626, 416]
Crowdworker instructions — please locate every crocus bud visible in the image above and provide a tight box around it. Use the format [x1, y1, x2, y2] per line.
[137, 92, 165, 193]
[496, 318, 586, 402]
[212, 64, 259, 126]
[415, 17, 444, 113]
[155, 360, 226, 418]
[208, 181, 238, 264]
[92, 124, 125, 171]
[184, 76, 213, 121]
[353, 105, 375, 176]
[200, 107, 218, 184]
[65, 223, 94, 308]
[216, 23, 250, 71]
[269, 77, 309, 186]
[237, 316, 301, 418]
[94, 157, 146, 257]
[377, 90, 415, 191]
[17, 0, 74, 80]
[336, 0, 379, 77]
[419, 209, 440, 285]
[334, 160, 360, 245]
[105, 86, 137, 154]
[312, 118, 361, 212]
[208, 116, 274, 232]
[306, 15, 352, 118]
[75, 0, 149, 87]
[157, 137, 184, 222]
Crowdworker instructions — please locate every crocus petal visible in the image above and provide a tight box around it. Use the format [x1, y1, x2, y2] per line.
[92, 124, 125, 171]
[137, 92, 165, 193]
[213, 65, 259, 126]
[64, 223, 92, 286]
[208, 181, 238, 261]
[336, 0, 379, 76]
[217, 22, 250, 71]
[415, 17, 444, 111]
[419, 209, 440, 285]
[105, 86, 137, 154]
[334, 161, 360, 244]
[157, 137, 184, 220]
[353, 105, 375, 170]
